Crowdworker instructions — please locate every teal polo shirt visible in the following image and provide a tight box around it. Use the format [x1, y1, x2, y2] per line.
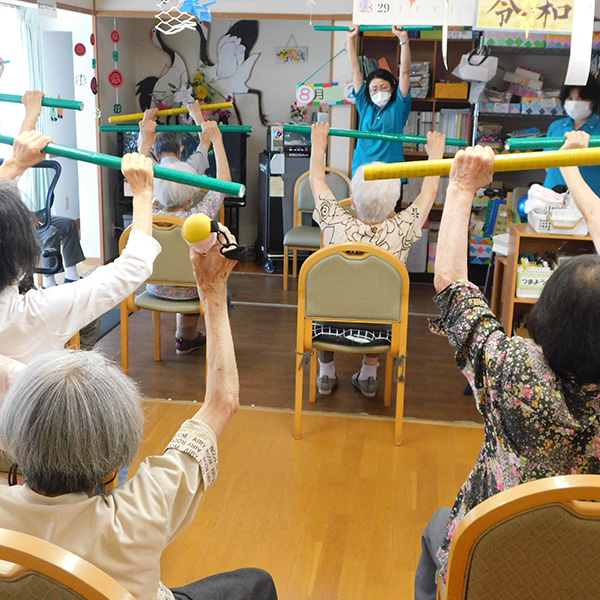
[543, 113, 600, 196]
[351, 82, 412, 180]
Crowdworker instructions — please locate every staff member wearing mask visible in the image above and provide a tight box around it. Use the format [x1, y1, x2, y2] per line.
[544, 76, 600, 195]
[347, 23, 412, 193]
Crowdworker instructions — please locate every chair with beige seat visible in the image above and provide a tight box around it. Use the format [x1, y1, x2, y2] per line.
[439, 474, 600, 600]
[282, 167, 351, 290]
[294, 242, 410, 445]
[119, 215, 202, 375]
[0, 527, 135, 599]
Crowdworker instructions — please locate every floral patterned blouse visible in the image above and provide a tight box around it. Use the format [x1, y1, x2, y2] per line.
[430, 281, 600, 580]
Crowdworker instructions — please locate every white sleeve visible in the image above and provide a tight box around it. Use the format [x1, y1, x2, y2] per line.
[34, 230, 161, 339]
[185, 145, 209, 176]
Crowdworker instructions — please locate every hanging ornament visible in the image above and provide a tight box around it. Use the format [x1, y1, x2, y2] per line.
[74, 43, 86, 57]
[92, 58, 96, 69]
[111, 30, 120, 43]
[108, 69, 124, 88]
[112, 50, 119, 62]
[155, 1, 201, 35]
[113, 103, 122, 114]
[75, 74, 87, 86]
[90, 33, 95, 45]
[90, 77, 98, 95]
[181, 0, 216, 21]
[96, 108, 102, 119]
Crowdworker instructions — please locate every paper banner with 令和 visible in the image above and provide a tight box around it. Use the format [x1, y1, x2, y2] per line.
[475, 0, 574, 33]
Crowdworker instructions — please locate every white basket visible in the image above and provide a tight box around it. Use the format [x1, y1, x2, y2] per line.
[528, 208, 588, 237]
[516, 264, 554, 298]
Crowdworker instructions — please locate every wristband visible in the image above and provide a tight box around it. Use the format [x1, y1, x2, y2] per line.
[400, 39, 409, 46]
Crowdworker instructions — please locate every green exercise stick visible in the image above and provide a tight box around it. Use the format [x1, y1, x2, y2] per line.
[0, 93, 83, 111]
[0, 134, 245, 197]
[313, 25, 434, 32]
[507, 136, 600, 150]
[99, 124, 252, 134]
[283, 124, 467, 148]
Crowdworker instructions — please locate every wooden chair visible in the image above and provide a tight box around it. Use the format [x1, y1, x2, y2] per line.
[282, 167, 351, 291]
[439, 474, 600, 600]
[294, 242, 410, 445]
[119, 216, 202, 375]
[0, 528, 135, 599]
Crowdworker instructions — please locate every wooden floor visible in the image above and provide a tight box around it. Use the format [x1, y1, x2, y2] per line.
[96, 270, 482, 424]
[137, 400, 483, 600]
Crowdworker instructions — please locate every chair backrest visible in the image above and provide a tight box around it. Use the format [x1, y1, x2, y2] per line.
[0, 528, 135, 600]
[298, 242, 409, 324]
[294, 167, 351, 222]
[118, 216, 197, 286]
[443, 474, 600, 600]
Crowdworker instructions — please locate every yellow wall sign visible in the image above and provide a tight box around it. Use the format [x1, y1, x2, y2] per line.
[476, 0, 574, 33]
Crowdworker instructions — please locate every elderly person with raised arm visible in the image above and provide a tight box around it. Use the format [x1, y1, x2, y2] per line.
[0, 130, 160, 364]
[414, 143, 600, 600]
[0, 238, 277, 600]
[309, 121, 445, 397]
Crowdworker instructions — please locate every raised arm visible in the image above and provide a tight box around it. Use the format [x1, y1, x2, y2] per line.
[412, 130, 446, 227]
[347, 24, 363, 93]
[121, 153, 154, 237]
[309, 123, 334, 204]
[435, 146, 494, 292]
[202, 120, 231, 182]
[137, 108, 158, 157]
[392, 26, 411, 98]
[0, 130, 52, 180]
[558, 131, 600, 252]
[188, 100, 212, 152]
[19, 91, 44, 134]
[189, 231, 238, 437]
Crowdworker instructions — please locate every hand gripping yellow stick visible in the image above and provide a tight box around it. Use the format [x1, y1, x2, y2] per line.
[108, 102, 233, 123]
[362, 147, 600, 180]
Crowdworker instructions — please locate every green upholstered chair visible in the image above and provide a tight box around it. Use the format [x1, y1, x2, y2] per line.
[439, 474, 600, 600]
[282, 167, 351, 291]
[295, 242, 410, 445]
[119, 216, 202, 375]
[0, 528, 135, 599]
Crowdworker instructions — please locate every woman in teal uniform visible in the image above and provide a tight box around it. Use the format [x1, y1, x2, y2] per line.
[544, 76, 600, 195]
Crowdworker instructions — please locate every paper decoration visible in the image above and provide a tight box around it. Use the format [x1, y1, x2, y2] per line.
[296, 81, 356, 107]
[90, 77, 98, 94]
[564, 0, 594, 85]
[475, 0, 574, 33]
[74, 43, 86, 57]
[111, 30, 120, 43]
[90, 33, 95, 45]
[113, 50, 119, 62]
[75, 74, 87, 86]
[113, 103, 122, 113]
[108, 69, 124, 87]
[353, 0, 475, 27]
[181, 0, 216, 21]
[276, 47, 308, 64]
[37, 0, 57, 18]
[155, 0, 199, 34]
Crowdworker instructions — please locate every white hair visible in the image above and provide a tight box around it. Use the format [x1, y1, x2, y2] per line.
[351, 163, 401, 223]
[154, 161, 198, 210]
[0, 350, 144, 495]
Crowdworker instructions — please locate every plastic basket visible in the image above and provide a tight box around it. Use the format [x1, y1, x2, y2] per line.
[528, 208, 588, 236]
[516, 264, 554, 298]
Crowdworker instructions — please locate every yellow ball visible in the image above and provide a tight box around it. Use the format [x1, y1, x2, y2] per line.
[182, 213, 212, 243]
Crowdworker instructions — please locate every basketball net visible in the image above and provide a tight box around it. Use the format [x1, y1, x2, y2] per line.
[155, 0, 198, 35]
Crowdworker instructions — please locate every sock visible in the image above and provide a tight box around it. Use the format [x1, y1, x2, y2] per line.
[65, 266, 79, 280]
[42, 275, 56, 288]
[359, 360, 378, 381]
[318, 359, 336, 378]
[176, 325, 197, 340]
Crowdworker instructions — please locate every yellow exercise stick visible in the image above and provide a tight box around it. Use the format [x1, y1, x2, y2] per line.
[108, 102, 234, 123]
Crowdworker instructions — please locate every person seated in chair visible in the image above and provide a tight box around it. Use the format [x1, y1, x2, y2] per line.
[137, 105, 231, 355]
[414, 136, 600, 600]
[309, 122, 446, 398]
[0, 235, 278, 600]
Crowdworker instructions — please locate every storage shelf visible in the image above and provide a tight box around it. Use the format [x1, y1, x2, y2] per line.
[513, 297, 539, 304]
[478, 112, 558, 118]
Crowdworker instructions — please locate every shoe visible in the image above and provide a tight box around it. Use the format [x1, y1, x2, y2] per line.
[352, 372, 377, 398]
[175, 333, 207, 355]
[64, 277, 82, 283]
[317, 374, 339, 395]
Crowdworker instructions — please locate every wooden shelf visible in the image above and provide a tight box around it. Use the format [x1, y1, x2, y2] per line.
[513, 297, 538, 304]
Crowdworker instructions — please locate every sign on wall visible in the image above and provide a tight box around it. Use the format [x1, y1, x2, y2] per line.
[475, 0, 575, 33]
[352, 0, 476, 27]
[296, 82, 356, 106]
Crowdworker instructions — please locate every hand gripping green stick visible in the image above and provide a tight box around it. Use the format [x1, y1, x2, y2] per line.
[0, 93, 83, 111]
[99, 124, 252, 133]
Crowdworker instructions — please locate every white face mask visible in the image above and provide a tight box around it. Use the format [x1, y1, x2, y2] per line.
[371, 91, 391, 108]
[564, 100, 593, 122]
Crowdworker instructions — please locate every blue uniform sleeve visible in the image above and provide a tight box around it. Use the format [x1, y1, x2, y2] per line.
[353, 82, 368, 115]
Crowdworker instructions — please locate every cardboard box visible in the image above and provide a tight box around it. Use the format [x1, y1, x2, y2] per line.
[469, 236, 493, 265]
[479, 102, 509, 114]
[484, 31, 546, 48]
[508, 103, 522, 114]
[520, 97, 565, 116]
[435, 82, 468, 99]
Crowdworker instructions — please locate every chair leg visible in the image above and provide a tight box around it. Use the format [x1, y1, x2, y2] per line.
[283, 245, 289, 291]
[309, 351, 317, 403]
[292, 249, 298, 279]
[384, 353, 393, 407]
[395, 362, 406, 446]
[120, 302, 129, 375]
[153, 312, 161, 362]
[294, 350, 305, 440]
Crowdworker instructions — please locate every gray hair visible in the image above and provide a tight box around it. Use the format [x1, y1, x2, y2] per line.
[351, 163, 401, 223]
[153, 131, 182, 156]
[154, 160, 198, 209]
[0, 350, 144, 495]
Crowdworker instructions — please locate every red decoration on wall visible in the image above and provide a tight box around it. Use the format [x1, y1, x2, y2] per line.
[74, 43, 86, 56]
[108, 69, 124, 88]
[90, 77, 98, 94]
[90, 33, 95, 45]
[110, 30, 120, 43]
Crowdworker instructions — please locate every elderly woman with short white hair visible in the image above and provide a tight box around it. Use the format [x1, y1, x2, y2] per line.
[309, 122, 446, 398]
[0, 240, 277, 600]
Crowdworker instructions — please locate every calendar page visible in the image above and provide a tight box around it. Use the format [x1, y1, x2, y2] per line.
[353, 0, 477, 28]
